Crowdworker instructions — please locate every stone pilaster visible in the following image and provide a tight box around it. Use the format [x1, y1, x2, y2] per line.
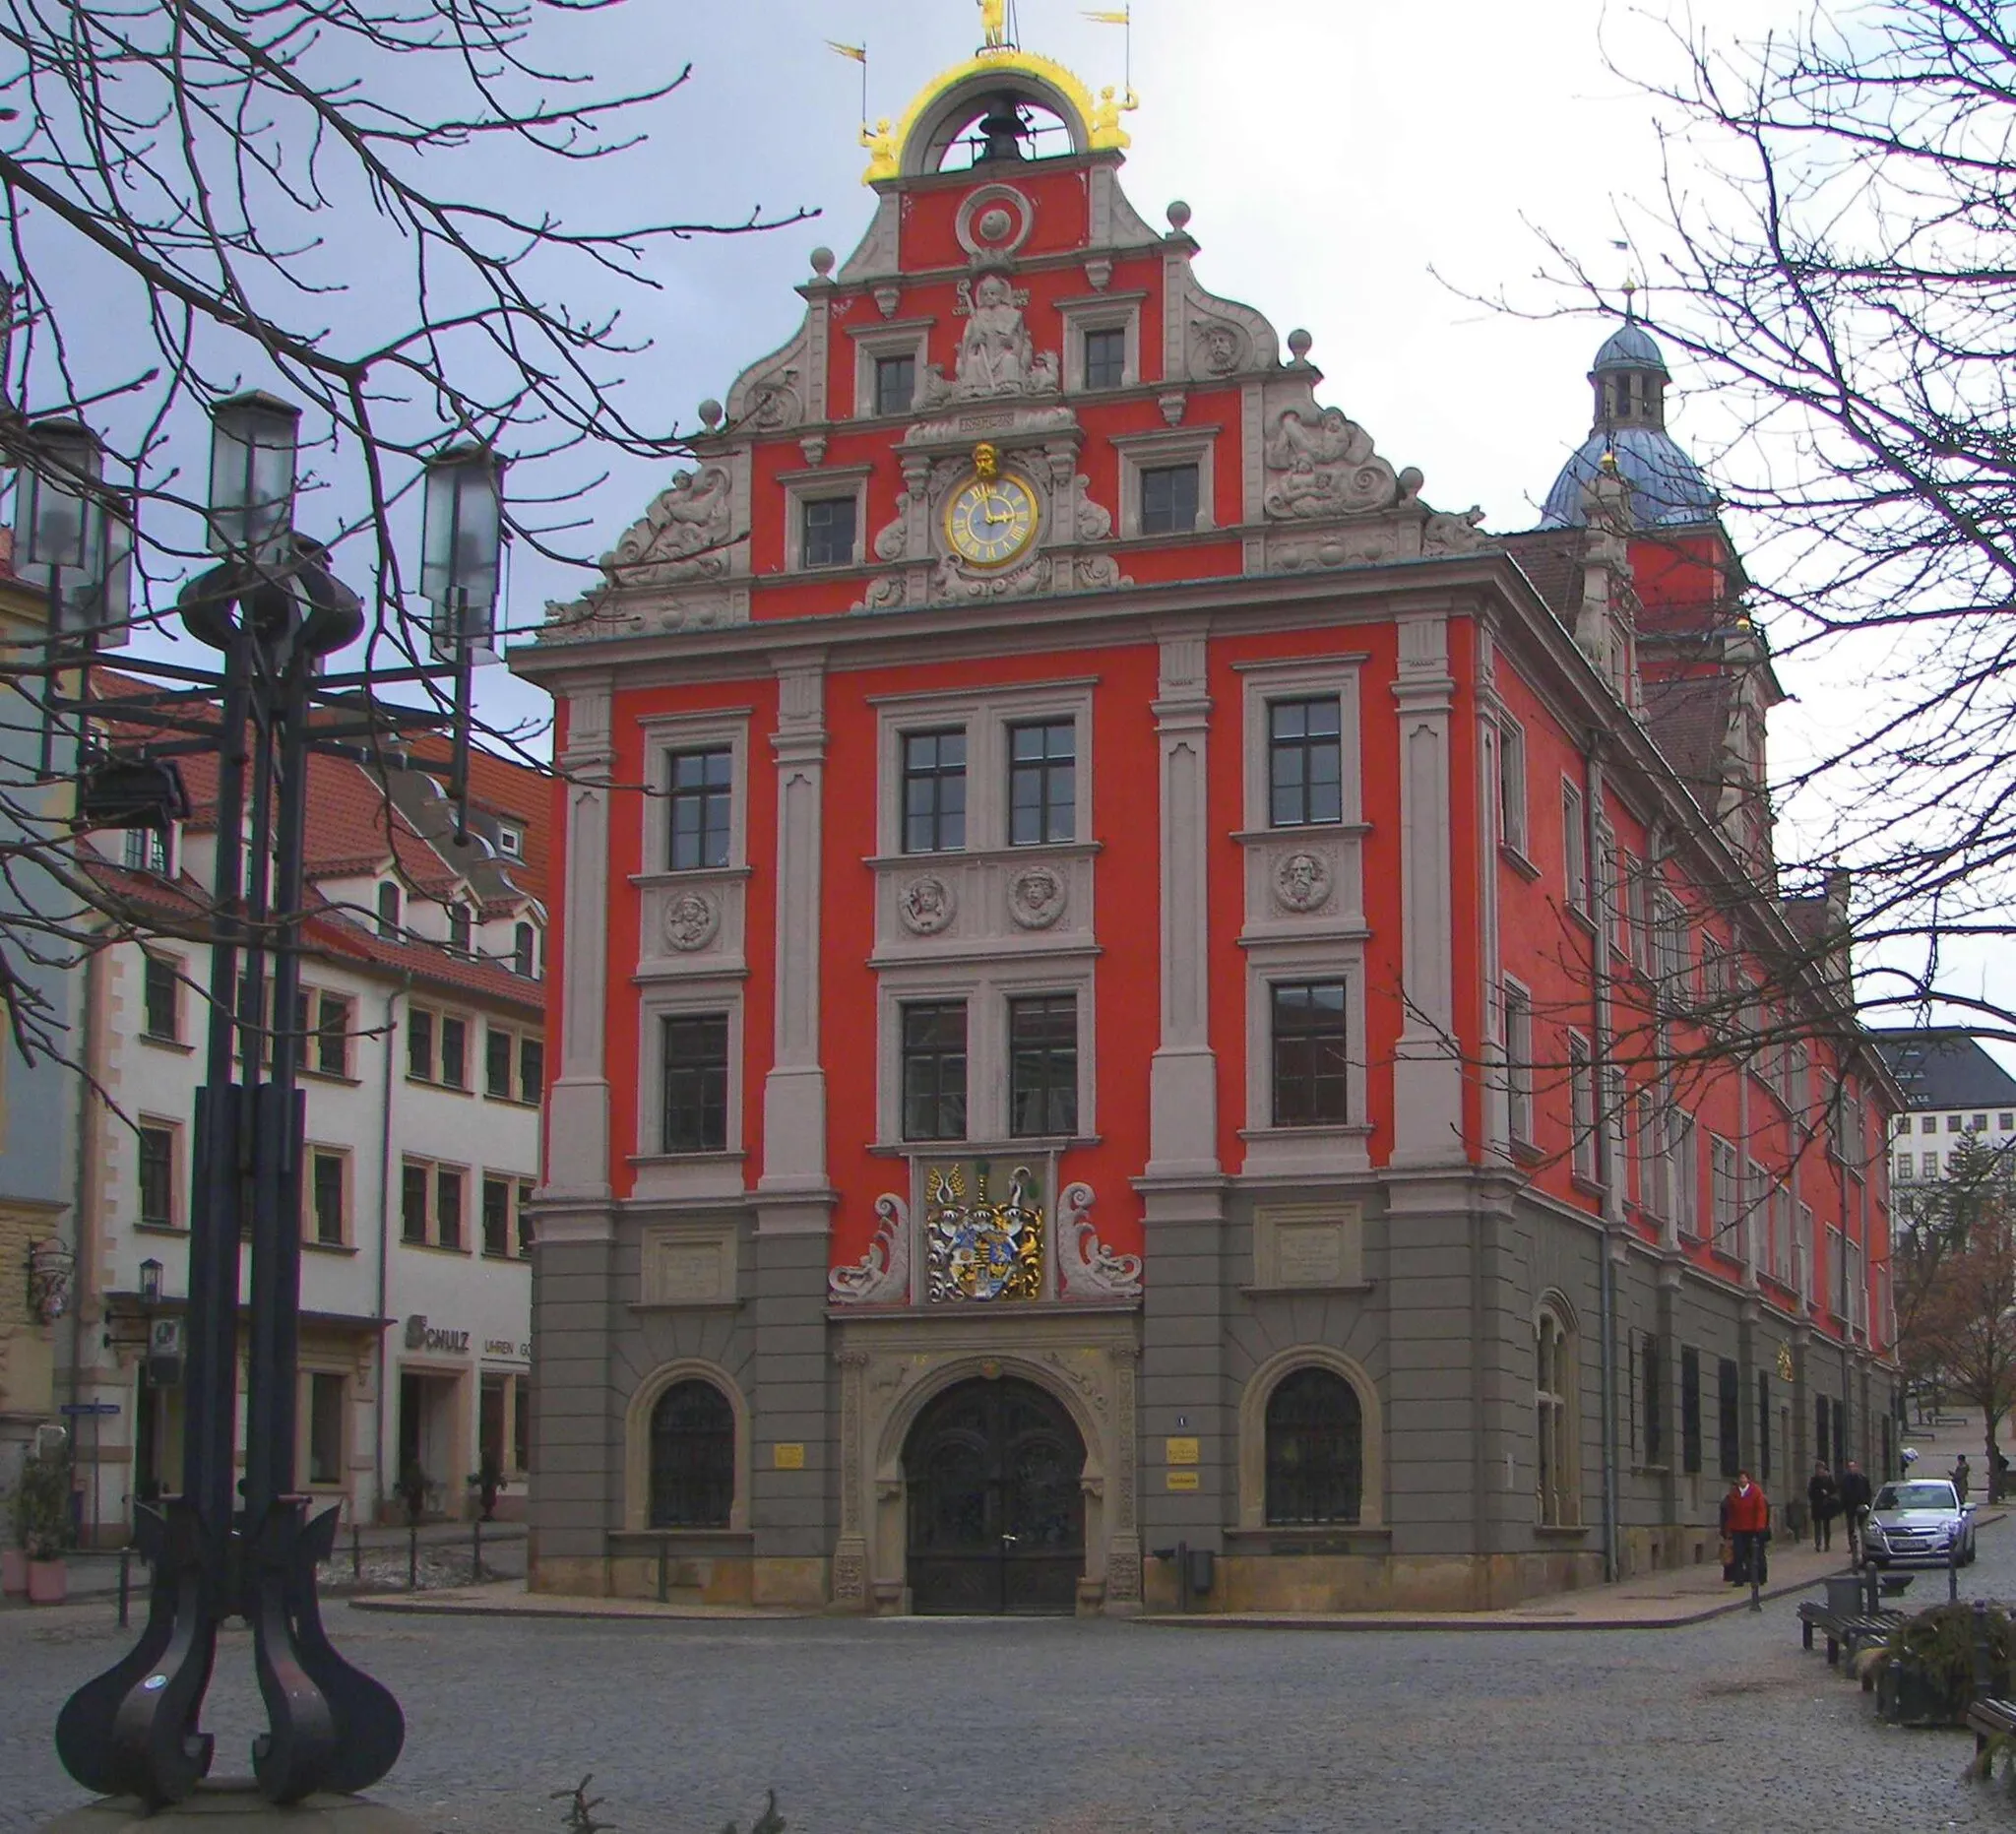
[1390, 610, 1462, 1167]
[547, 678, 614, 1201]
[761, 660, 829, 1194]
[527, 1206, 617, 1594]
[1146, 626, 1218, 1179]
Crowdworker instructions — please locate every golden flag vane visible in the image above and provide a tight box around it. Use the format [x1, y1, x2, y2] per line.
[827, 37, 868, 128]
[1082, 4, 1132, 95]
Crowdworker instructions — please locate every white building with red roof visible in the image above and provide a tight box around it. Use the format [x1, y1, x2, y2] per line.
[63, 693, 549, 1536]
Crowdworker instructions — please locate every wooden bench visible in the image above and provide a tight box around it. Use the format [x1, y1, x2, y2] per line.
[1968, 1697, 2016, 1773]
[1797, 1601, 1902, 1666]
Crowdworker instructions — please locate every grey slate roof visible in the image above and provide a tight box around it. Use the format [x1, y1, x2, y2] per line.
[1541, 427, 1719, 530]
[1869, 1029, 2016, 1110]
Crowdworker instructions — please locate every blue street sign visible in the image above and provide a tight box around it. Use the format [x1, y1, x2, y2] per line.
[58, 1401, 120, 1417]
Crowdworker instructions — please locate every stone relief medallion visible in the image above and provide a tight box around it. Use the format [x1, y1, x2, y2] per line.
[1273, 850, 1333, 915]
[954, 181, 1035, 259]
[898, 873, 957, 935]
[662, 889, 721, 952]
[1008, 863, 1068, 929]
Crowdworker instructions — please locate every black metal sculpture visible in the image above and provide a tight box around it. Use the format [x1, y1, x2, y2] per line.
[26, 395, 503, 1808]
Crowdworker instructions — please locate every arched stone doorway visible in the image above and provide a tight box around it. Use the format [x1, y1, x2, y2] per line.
[903, 1375, 1086, 1614]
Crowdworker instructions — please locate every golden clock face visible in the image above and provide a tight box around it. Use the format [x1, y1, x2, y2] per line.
[945, 471, 1040, 569]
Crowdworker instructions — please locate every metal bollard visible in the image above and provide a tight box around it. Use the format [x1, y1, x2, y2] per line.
[658, 1538, 669, 1604]
[472, 1515, 483, 1583]
[1748, 1543, 1762, 1613]
[116, 1547, 131, 1629]
[408, 1523, 418, 1591]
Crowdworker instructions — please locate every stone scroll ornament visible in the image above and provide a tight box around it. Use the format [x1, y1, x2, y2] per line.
[602, 465, 733, 587]
[1056, 1182, 1143, 1300]
[1263, 403, 1423, 521]
[829, 1194, 911, 1304]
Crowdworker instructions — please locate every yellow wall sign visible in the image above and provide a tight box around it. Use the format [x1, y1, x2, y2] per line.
[1166, 1470, 1201, 1491]
[1165, 1436, 1200, 1466]
[773, 1442, 806, 1470]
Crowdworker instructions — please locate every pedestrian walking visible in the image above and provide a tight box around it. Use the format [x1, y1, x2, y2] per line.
[1807, 1459, 1840, 1552]
[1953, 1453, 1972, 1503]
[1729, 1471, 1771, 1588]
[1838, 1459, 1873, 1562]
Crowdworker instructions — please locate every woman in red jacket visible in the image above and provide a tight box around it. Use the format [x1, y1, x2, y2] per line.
[1728, 1471, 1771, 1587]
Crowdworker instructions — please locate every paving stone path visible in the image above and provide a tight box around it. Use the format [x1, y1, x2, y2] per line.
[7, 1518, 2016, 1832]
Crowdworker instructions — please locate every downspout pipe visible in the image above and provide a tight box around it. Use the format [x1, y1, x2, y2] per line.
[1584, 729, 1621, 1584]
[374, 972, 412, 1524]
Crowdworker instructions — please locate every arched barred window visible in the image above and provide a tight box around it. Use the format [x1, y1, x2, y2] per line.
[648, 1379, 734, 1529]
[1537, 1306, 1577, 1527]
[1263, 1366, 1362, 1527]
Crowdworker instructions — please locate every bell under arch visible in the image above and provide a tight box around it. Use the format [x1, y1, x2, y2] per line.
[861, 47, 1130, 185]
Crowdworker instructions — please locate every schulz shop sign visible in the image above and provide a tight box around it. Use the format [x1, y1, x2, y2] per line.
[404, 1314, 471, 1356]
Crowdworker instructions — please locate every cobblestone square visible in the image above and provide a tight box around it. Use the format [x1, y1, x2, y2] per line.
[8, 1522, 2016, 1833]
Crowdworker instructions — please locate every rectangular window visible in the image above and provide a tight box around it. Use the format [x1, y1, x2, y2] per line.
[902, 728, 968, 854]
[801, 494, 857, 568]
[314, 992, 350, 1077]
[873, 352, 915, 416]
[1083, 326, 1127, 389]
[407, 1009, 434, 1083]
[1267, 696, 1344, 828]
[124, 826, 169, 875]
[1948, 1113, 1962, 1132]
[1680, 1346, 1702, 1475]
[1008, 993, 1078, 1138]
[308, 1149, 346, 1247]
[1139, 462, 1199, 535]
[1710, 1135, 1738, 1254]
[1745, 1157, 1768, 1268]
[512, 1372, 531, 1473]
[517, 1180, 536, 1258]
[1503, 980, 1534, 1145]
[1640, 1333, 1664, 1466]
[1562, 782, 1588, 911]
[1496, 718, 1527, 854]
[1007, 721, 1076, 846]
[138, 1123, 176, 1229]
[435, 1169, 464, 1252]
[1718, 1357, 1740, 1480]
[1922, 1151, 1940, 1179]
[401, 1164, 429, 1243]
[485, 1027, 513, 1100]
[1921, 1114, 1936, 1133]
[439, 1017, 468, 1090]
[901, 1001, 968, 1142]
[1796, 1204, 1813, 1305]
[2003, 1113, 2013, 1132]
[481, 1175, 512, 1258]
[661, 1013, 730, 1154]
[1271, 980, 1349, 1127]
[520, 1037, 544, 1102]
[1670, 1110, 1698, 1238]
[480, 1373, 507, 1475]
[307, 1373, 345, 1487]
[1568, 1034, 1596, 1180]
[667, 746, 732, 871]
[1896, 1155, 1914, 1184]
[143, 954, 179, 1042]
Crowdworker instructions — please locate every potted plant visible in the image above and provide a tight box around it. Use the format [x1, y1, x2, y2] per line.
[17, 1445, 76, 1605]
[3, 1457, 31, 1598]
[467, 1452, 502, 1523]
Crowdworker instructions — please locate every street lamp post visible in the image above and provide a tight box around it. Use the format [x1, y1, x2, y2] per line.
[49, 400, 501, 1810]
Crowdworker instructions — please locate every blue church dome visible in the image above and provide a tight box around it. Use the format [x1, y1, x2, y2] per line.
[1542, 428, 1718, 528]
[1541, 315, 1717, 529]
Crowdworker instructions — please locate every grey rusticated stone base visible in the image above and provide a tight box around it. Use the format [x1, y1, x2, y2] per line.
[45, 1787, 427, 1833]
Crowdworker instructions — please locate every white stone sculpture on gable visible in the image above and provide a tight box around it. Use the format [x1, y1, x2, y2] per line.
[917, 273, 1061, 407]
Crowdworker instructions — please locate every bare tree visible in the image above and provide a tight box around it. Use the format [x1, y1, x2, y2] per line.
[1529, 0, 2016, 1043]
[0, 0, 805, 1064]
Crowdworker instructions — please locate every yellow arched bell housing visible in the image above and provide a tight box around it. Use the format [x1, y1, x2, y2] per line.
[860, 47, 1133, 184]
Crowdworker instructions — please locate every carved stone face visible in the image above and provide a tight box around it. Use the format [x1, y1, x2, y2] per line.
[974, 274, 1013, 310]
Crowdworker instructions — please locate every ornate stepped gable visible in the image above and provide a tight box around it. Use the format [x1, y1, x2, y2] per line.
[539, 47, 1487, 646]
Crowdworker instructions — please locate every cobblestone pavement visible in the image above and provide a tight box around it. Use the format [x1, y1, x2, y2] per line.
[8, 1518, 2016, 1834]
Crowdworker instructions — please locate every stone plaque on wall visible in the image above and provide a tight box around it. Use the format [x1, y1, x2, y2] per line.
[641, 1226, 736, 1306]
[1254, 1203, 1364, 1291]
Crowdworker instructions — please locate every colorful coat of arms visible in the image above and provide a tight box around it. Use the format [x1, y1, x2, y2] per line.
[922, 1161, 1044, 1302]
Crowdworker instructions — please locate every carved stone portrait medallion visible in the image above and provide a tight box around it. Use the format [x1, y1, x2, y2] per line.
[1272, 850, 1333, 915]
[899, 874, 957, 935]
[662, 889, 721, 952]
[1008, 863, 1068, 930]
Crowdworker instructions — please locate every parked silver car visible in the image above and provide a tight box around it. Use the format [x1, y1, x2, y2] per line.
[1864, 1478, 1977, 1567]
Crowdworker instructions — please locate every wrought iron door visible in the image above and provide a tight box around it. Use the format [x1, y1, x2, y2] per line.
[906, 1377, 1086, 1614]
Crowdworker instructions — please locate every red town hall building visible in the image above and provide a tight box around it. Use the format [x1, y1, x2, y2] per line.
[514, 28, 1898, 1613]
